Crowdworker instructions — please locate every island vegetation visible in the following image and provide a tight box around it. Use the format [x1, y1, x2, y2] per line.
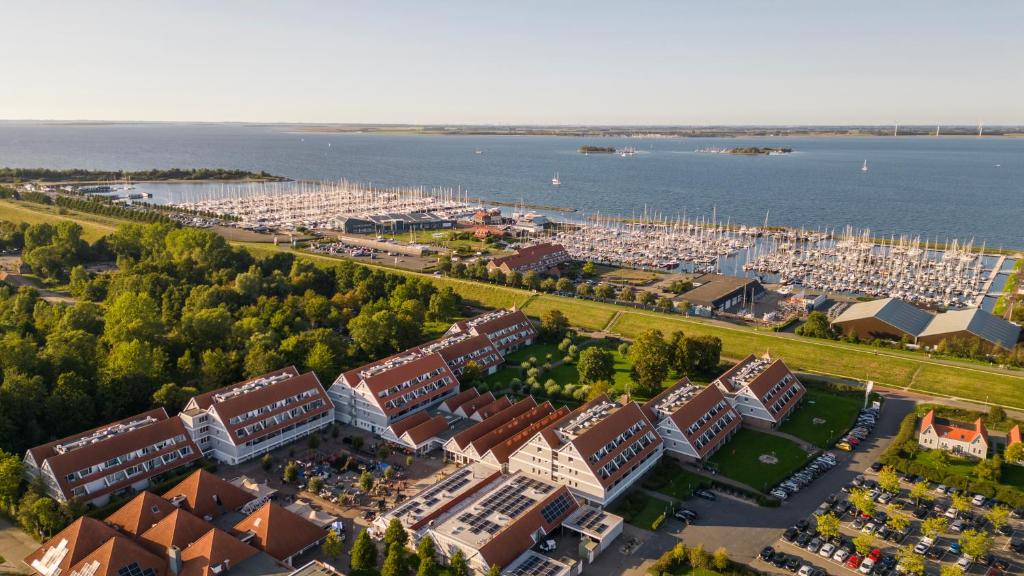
[727, 147, 792, 155]
[578, 145, 616, 154]
[0, 167, 288, 183]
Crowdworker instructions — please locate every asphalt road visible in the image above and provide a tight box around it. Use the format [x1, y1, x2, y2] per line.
[617, 393, 915, 575]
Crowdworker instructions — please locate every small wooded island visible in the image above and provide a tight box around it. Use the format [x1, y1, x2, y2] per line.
[727, 147, 792, 155]
[578, 145, 617, 154]
[0, 167, 289, 183]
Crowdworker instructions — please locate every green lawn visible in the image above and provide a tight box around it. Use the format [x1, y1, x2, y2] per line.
[611, 491, 673, 529]
[641, 459, 711, 500]
[914, 450, 1024, 490]
[522, 295, 618, 331]
[708, 429, 811, 492]
[505, 343, 561, 364]
[780, 388, 863, 448]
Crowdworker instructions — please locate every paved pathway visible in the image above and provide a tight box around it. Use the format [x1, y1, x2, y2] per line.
[0, 517, 36, 574]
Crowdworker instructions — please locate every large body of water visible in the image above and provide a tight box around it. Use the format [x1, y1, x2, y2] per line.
[1, 121, 1022, 250]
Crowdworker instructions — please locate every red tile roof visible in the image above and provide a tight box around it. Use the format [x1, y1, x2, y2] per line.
[26, 408, 201, 502]
[473, 396, 513, 420]
[189, 368, 332, 447]
[231, 502, 326, 562]
[450, 397, 539, 450]
[476, 484, 578, 569]
[488, 243, 569, 273]
[920, 410, 990, 444]
[441, 389, 480, 412]
[388, 411, 432, 438]
[484, 404, 570, 465]
[179, 528, 259, 576]
[1010, 425, 1022, 446]
[104, 492, 177, 537]
[138, 509, 215, 557]
[341, 353, 458, 417]
[24, 517, 121, 576]
[162, 470, 255, 520]
[403, 416, 450, 445]
[456, 391, 496, 417]
[66, 535, 165, 576]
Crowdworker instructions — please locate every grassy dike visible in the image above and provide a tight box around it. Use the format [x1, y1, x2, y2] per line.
[5, 198, 1024, 408]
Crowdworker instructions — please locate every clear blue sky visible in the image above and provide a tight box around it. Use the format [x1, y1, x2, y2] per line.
[3, 1, 1021, 124]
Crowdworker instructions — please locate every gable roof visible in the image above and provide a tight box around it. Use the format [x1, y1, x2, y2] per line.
[920, 409, 990, 445]
[832, 297, 934, 336]
[25, 517, 121, 576]
[487, 405, 571, 465]
[231, 502, 326, 562]
[67, 536, 165, 576]
[489, 243, 568, 271]
[187, 368, 332, 446]
[403, 415, 450, 445]
[441, 389, 480, 412]
[450, 397, 539, 450]
[180, 528, 259, 576]
[456, 391, 496, 418]
[162, 470, 255, 520]
[138, 509, 215, 556]
[105, 492, 177, 537]
[25, 408, 201, 501]
[918, 307, 1021, 350]
[1010, 425, 1022, 447]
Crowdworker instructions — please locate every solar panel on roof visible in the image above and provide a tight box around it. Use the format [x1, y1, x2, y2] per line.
[540, 494, 572, 524]
[117, 564, 157, 576]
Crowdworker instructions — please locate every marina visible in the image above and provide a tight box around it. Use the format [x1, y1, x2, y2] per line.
[742, 227, 989, 308]
[172, 179, 478, 230]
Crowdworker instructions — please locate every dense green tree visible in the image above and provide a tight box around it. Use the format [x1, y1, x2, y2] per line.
[577, 347, 614, 384]
[104, 291, 165, 343]
[322, 530, 344, 558]
[152, 383, 199, 414]
[384, 517, 409, 549]
[350, 529, 378, 571]
[381, 543, 406, 576]
[629, 329, 670, 396]
[796, 311, 838, 339]
[0, 449, 23, 511]
[448, 550, 469, 576]
[539, 309, 569, 342]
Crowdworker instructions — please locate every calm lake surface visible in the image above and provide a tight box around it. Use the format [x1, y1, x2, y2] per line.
[1, 121, 1021, 250]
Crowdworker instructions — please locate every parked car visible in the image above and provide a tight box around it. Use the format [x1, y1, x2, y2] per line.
[675, 508, 698, 522]
[760, 546, 775, 561]
[772, 553, 790, 568]
[833, 548, 851, 563]
[845, 554, 863, 569]
[819, 543, 836, 558]
[783, 527, 799, 542]
[806, 537, 822, 553]
[694, 489, 716, 501]
[913, 537, 934, 555]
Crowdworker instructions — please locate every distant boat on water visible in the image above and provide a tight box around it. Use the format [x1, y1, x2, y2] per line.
[551, 173, 561, 186]
[861, 160, 869, 172]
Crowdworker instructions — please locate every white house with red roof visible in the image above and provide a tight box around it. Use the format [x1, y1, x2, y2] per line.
[486, 243, 571, 275]
[507, 396, 663, 507]
[711, 355, 804, 429]
[179, 367, 334, 465]
[23, 408, 202, 506]
[643, 379, 741, 463]
[918, 410, 990, 459]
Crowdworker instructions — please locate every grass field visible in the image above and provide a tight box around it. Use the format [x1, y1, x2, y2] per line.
[611, 491, 672, 529]
[708, 429, 810, 492]
[504, 343, 561, 364]
[780, 388, 863, 448]
[4, 197, 1024, 409]
[522, 294, 618, 331]
[0, 199, 118, 242]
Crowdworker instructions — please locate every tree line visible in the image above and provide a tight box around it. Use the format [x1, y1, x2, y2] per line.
[0, 167, 287, 183]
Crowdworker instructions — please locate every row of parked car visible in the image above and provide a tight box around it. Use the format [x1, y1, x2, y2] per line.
[770, 452, 838, 501]
[837, 406, 880, 451]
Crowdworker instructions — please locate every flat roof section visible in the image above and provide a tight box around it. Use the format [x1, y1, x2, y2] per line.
[379, 463, 502, 533]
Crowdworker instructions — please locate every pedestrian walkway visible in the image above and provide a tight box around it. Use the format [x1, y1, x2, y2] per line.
[0, 518, 37, 573]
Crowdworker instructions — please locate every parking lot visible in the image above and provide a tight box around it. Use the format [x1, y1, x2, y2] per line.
[757, 462, 1024, 575]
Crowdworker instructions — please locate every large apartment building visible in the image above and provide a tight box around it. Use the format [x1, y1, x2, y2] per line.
[179, 367, 334, 465]
[328, 347, 460, 434]
[507, 396, 663, 507]
[644, 379, 741, 463]
[712, 355, 805, 429]
[445, 309, 538, 356]
[23, 409, 202, 507]
[329, 309, 534, 433]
